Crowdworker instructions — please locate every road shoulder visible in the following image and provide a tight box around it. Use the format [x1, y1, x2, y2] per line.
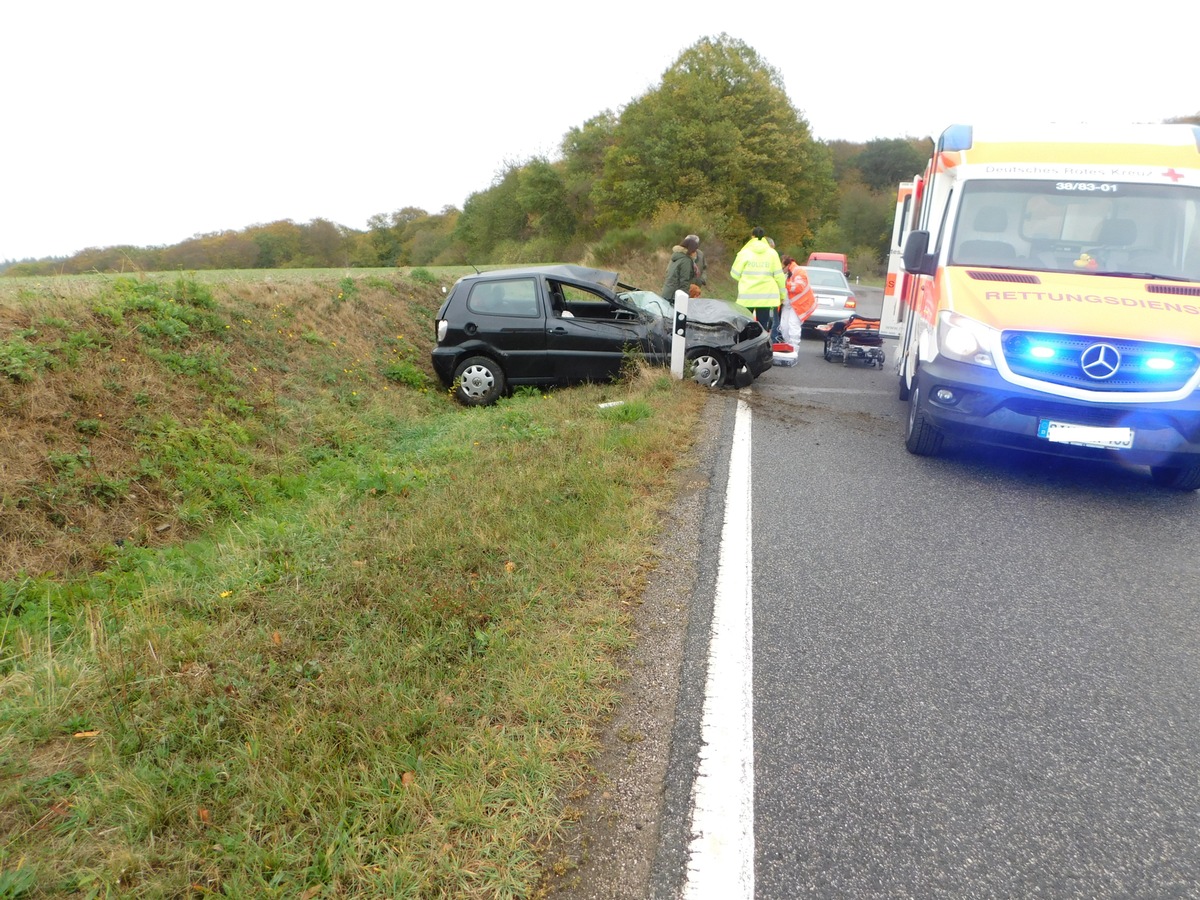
[537, 392, 727, 898]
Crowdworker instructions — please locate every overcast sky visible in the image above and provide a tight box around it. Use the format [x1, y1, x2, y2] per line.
[3, 0, 1196, 262]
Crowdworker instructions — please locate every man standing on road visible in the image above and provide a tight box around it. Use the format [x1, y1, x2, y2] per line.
[730, 227, 786, 337]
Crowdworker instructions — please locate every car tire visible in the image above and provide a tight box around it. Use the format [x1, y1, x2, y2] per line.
[904, 380, 943, 456]
[453, 356, 506, 406]
[1149, 463, 1200, 491]
[686, 348, 727, 388]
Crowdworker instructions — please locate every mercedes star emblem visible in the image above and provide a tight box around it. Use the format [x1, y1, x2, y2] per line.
[1080, 342, 1121, 380]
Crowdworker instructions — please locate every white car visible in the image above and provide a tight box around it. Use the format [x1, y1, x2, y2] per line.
[801, 266, 858, 327]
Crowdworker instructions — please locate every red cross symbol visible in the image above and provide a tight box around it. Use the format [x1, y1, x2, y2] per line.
[1163, 168, 1184, 182]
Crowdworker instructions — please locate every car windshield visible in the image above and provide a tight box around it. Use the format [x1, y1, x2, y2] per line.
[806, 268, 849, 289]
[950, 179, 1200, 280]
[619, 289, 672, 320]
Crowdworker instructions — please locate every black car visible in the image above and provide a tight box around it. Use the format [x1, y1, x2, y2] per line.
[431, 265, 773, 406]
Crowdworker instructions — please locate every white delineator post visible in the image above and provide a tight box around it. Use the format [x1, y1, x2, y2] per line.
[670, 290, 690, 379]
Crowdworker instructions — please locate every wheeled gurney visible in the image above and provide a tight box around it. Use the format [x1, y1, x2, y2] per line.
[816, 315, 885, 367]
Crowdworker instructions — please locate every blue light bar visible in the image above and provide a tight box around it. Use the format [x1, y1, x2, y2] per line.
[941, 125, 974, 152]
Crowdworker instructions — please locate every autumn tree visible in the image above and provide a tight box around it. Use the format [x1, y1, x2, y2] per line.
[559, 111, 619, 235]
[592, 34, 835, 245]
[249, 221, 304, 268]
[851, 138, 930, 193]
[517, 159, 574, 244]
[454, 165, 526, 259]
[298, 218, 348, 267]
[404, 207, 461, 266]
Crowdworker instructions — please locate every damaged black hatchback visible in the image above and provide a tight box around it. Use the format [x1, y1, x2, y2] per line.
[431, 264, 773, 406]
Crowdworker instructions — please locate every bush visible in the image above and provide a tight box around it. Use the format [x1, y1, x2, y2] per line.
[590, 228, 655, 266]
[0, 333, 54, 382]
[849, 246, 885, 279]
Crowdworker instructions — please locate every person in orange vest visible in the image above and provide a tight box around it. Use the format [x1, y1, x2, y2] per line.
[779, 254, 817, 344]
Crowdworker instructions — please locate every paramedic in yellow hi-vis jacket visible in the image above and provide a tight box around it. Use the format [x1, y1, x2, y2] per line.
[730, 227, 787, 339]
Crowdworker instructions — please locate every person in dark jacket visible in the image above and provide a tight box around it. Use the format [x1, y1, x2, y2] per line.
[662, 235, 699, 301]
[685, 233, 707, 294]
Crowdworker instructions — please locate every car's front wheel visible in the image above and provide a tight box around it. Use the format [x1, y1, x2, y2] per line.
[686, 348, 727, 388]
[453, 356, 506, 406]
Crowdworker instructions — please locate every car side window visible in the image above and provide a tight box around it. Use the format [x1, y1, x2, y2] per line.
[466, 278, 541, 317]
[560, 283, 615, 319]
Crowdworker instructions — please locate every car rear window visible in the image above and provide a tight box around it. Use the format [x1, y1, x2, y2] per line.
[806, 268, 847, 288]
[467, 278, 541, 317]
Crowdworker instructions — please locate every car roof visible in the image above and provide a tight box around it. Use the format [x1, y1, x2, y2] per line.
[462, 264, 620, 292]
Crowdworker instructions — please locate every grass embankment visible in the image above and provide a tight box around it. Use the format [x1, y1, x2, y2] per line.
[0, 270, 705, 898]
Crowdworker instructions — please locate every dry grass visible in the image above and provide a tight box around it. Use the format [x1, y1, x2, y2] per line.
[0, 268, 707, 898]
[0, 271, 440, 578]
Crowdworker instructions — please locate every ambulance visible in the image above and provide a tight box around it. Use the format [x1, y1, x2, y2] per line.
[890, 123, 1200, 489]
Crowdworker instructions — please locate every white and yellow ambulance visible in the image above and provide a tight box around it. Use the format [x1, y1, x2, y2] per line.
[891, 123, 1200, 489]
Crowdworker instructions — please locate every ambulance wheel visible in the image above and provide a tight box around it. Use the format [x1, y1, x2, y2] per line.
[1150, 463, 1200, 491]
[904, 382, 943, 456]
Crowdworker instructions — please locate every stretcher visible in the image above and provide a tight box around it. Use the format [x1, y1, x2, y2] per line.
[816, 315, 885, 367]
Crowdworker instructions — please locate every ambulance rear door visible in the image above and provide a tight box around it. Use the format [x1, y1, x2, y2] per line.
[880, 180, 916, 337]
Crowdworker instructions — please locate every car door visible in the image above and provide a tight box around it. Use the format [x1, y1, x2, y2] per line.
[545, 281, 656, 383]
[462, 276, 551, 383]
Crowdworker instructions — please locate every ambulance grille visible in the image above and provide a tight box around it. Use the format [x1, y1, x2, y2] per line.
[1001, 332, 1200, 392]
[1146, 283, 1200, 297]
[966, 270, 1040, 284]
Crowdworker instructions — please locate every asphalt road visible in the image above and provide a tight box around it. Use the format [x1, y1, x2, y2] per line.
[652, 296, 1200, 898]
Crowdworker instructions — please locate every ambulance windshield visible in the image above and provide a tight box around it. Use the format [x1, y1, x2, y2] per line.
[949, 179, 1200, 281]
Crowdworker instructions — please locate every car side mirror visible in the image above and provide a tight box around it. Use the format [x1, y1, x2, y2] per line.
[902, 231, 935, 276]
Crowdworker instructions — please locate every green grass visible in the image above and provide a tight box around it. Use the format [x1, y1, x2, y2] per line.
[0, 270, 705, 898]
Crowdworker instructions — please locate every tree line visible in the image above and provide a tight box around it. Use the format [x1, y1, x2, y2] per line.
[26, 36, 1190, 279]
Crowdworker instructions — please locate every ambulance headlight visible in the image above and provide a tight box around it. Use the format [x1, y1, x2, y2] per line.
[937, 311, 997, 368]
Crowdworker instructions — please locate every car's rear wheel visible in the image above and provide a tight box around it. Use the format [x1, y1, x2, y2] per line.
[1149, 463, 1200, 491]
[686, 348, 727, 388]
[453, 356, 506, 406]
[904, 380, 943, 456]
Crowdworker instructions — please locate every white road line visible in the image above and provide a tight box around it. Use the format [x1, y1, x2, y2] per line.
[683, 397, 754, 900]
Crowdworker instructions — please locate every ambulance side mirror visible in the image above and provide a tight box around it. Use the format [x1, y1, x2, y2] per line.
[902, 230, 935, 276]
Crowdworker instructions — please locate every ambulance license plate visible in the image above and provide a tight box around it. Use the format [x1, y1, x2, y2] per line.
[1037, 419, 1134, 450]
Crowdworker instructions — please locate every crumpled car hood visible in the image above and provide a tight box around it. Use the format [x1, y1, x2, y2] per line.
[687, 297, 754, 329]
[616, 290, 759, 350]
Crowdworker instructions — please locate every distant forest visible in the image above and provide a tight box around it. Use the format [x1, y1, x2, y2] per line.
[5, 35, 1196, 279]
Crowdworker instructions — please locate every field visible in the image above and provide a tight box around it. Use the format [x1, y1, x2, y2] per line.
[0, 268, 705, 898]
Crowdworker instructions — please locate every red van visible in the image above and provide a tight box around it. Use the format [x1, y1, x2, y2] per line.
[806, 252, 848, 277]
